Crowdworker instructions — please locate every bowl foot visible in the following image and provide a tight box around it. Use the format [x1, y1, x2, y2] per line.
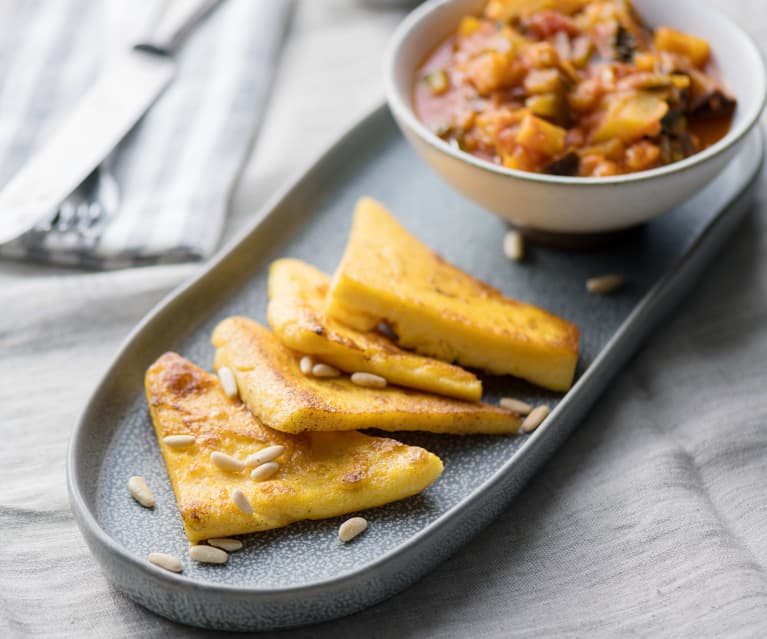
[510, 224, 646, 251]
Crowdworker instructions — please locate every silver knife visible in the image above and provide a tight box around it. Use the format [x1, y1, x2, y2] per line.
[0, 0, 224, 244]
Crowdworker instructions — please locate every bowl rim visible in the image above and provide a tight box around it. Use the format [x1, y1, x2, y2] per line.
[384, 0, 767, 186]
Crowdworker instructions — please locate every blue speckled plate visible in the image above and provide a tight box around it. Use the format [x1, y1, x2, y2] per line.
[67, 107, 764, 632]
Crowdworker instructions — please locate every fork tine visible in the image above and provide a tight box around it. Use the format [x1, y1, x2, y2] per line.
[58, 202, 77, 231]
[41, 164, 119, 239]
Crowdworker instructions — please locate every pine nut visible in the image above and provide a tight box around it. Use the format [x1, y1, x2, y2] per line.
[232, 488, 253, 514]
[500, 398, 532, 415]
[520, 405, 549, 433]
[189, 545, 228, 564]
[503, 230, 524, 261]
[244, 445, 285, 467]
[210, 451, 244, 473]
[250, 462, 280, 481]
[148, 552, 183, 573]
[128, 476, 155, 508]
[312, 363, 341, 378]
[350, 372, 387, 388]
[586, 274, 624, 295]
[207, 538, 243, 552]
[338, 516, 368, 542]
[163, 435, 195, 448]
[217, 366, 239, 398]
[299, 355, 314, 375]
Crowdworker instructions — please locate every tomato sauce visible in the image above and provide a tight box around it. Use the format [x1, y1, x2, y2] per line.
[413, 1, 735, 177]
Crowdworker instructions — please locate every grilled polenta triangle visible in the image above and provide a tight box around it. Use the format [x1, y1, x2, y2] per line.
[326, 198, 579, 391]
[146, 352, 443, 543]
[267, 258, 482, 401]
[212, 317, 522, 435]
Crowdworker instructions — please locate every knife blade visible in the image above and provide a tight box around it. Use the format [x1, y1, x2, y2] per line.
[0, 50, 173, 244]
[0, 0, 224, 245]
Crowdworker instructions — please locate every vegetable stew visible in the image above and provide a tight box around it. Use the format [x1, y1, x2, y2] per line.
[414, 0, 736, 177]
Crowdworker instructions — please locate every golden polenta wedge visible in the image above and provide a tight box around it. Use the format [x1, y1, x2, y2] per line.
[145, 352, 443, 543]
[212, 317, 522, 435]
[326, 198, 579, 391]
[267, 258, 482, 401]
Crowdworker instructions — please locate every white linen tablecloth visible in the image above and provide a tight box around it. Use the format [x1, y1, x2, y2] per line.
[1, 1, 766, 636]
[0, 0, 290, 267]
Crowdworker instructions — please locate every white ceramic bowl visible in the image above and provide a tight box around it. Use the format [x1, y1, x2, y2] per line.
[384, 0, 767, 234]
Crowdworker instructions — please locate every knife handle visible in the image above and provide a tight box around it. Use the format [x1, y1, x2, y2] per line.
[137, 0, 225, 55]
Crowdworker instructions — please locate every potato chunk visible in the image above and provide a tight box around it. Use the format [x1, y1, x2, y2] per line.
[516, 113, 567, 157]
[485, 0, 587, 20]
[654, 27, 710, 68]
[463, 51, 512, 95]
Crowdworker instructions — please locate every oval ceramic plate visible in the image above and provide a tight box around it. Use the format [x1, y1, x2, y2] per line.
[68, 107, 763, 631]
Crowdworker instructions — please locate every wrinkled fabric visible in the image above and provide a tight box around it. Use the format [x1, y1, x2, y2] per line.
[0, 0, 290, 267]
[1, 1, 766, 637]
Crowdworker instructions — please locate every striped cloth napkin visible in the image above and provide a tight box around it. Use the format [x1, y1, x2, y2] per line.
[0, 0, 291, 268]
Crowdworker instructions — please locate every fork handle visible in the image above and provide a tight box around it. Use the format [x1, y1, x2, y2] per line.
[136, 0, 225, 55]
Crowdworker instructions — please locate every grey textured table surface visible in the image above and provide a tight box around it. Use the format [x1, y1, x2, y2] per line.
[2, 1, 766, 637]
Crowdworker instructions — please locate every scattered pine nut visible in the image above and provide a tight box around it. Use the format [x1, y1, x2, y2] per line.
[520, 405, 549, 433]
[232, 488, 253, 514]
[299, 355, 315, 375]
[190, 545, 228, 564]
[244, 445, 285, 467]
[350, 372, 387, 388]
[503, 230, 524, 261]
[312, 363, 341, 378]
[210, 451, 244, 473]
[250, 462, 280, 481]
[128, 476, 155, 508]
[148, 552, 183, 573]
[217, 366, 239, 398]
[338, 516, 368, 543]
[500, 397, 532, 415]
[586, 274, 624, 295]
[163, 435, 195, 448]
[207, 538, 243, 552]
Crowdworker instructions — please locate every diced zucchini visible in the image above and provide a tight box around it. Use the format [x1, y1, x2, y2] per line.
[591, 91, 668, 144]
[525, 93, 568, 124]
[670, 73, 691, 90]
[544, 151, 580, 176]
[614, 25, 636, 62]
[580, 138, 625, 161]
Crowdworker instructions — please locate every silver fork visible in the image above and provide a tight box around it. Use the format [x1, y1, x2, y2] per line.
[33, 160, 120, 240]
